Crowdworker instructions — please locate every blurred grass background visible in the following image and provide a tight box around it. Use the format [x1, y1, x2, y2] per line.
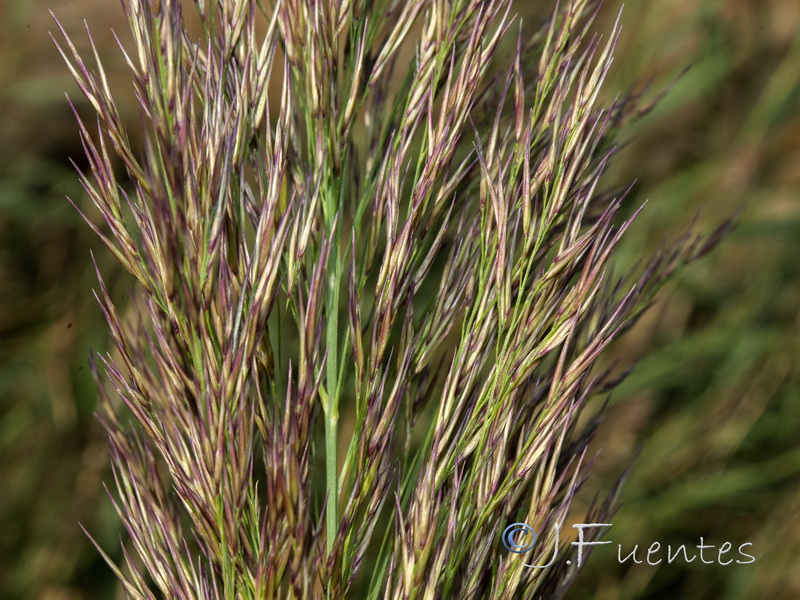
[1, 0, 798, 598]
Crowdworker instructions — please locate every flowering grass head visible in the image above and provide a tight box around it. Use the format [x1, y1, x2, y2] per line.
[52, 0, 729, 597]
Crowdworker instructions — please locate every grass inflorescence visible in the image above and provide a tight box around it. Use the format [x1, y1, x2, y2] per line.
[52, 0, 728, 597]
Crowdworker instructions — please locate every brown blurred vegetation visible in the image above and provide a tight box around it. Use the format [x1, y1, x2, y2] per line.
[1, 2, 131, 598]
[1, 0, 798, 598]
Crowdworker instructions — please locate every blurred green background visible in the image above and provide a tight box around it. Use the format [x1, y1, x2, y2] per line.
[1, 0, 798, 598]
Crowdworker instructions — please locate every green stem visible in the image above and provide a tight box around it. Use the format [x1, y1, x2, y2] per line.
[324, 408, 339, 554]
[324, 191, 342, 556]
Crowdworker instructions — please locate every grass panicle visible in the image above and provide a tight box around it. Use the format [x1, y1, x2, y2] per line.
[53, 0, 726, 597]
